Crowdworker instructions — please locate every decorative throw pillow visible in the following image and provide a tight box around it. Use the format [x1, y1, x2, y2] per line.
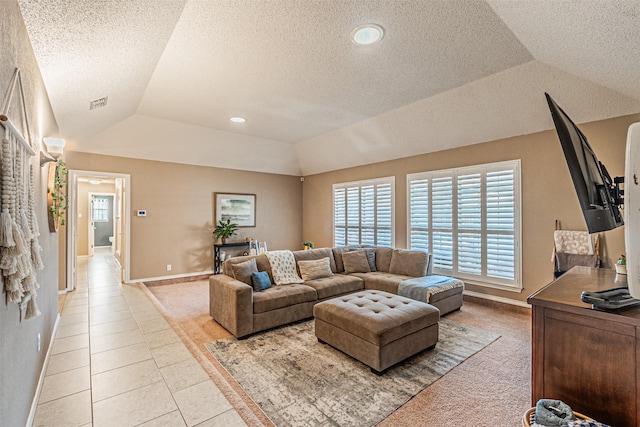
[251, 271, 272, 292]
[389, 249, 429, 277]
[298, 257, 334, 281]
[231, 258, 258, 285]
[350, 248, 377, 272]
[265, 250, 304, 285]
[342, 250, 371, 274]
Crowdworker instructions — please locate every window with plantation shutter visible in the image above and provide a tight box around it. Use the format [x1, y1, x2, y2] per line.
[407, 160, 521, 290]
[333, 177, 394, 247]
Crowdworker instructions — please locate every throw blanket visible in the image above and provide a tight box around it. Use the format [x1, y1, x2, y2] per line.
[555, 253, 599, 272]
[534, 399, 576, 427]
[265, 250, 304, 285]
[398, 275, 464, 303]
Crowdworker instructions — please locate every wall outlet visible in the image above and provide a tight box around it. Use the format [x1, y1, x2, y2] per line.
[166, 264, 172, 271]
[137, 210, 147, 217]
[37, 333, 41, 352]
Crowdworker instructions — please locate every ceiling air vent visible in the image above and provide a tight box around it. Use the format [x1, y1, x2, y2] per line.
[89, 96, 108, 110]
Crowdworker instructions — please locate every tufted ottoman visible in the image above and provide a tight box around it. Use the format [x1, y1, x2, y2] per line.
[313, 290, 440, 374]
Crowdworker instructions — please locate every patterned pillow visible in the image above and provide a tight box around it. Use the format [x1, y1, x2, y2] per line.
[298, 257, 334, 281]
[342, 250, 371, 274]
[265, 250, 304, 285]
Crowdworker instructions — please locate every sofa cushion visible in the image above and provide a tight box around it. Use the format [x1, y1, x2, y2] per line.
[265, 250, 304, 285]
[351, 271, 413, 294]
[371, 246, 393, 272]
[253, 284, 317, 314]
[251, 271, 272, 292]
[342, 250, 371, 274]
[231, 258, 258, 285]
[350, 248, 377, 272]
[223, 254, 274, 283]
[303, 274, 364, 300]
[293, 248, 337, 273]
[298, 257, 334, 281]
[332, 245, 363, 273]
[389, 249, 429, 277]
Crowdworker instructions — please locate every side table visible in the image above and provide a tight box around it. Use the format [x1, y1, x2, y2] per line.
[213, 242, 250, 274]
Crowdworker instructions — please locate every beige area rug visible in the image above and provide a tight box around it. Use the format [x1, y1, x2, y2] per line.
[144, 279, 533, 426]
[205, 318, 499, 427]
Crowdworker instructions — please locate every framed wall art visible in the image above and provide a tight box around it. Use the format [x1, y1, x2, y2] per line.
[214, 192, 256, 227]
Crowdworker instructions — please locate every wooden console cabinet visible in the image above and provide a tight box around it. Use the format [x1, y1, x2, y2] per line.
[528, 266, 639, 427]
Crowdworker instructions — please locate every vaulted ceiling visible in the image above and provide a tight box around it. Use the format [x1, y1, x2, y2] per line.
[18, 0, 640, 176]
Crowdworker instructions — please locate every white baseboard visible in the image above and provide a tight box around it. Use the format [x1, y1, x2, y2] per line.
[464, 290, 531, 308]
[129, 270, 214, 284]
[26, 313, 61, 427]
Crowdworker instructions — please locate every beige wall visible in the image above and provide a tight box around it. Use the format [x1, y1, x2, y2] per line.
[302, 113, 639, 303]
[64, 152, 303, 280]
[0, 2, 61, 426]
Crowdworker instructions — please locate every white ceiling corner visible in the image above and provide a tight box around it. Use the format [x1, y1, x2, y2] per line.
[16, 0, 640, 176]
[18, 0, 187, 140]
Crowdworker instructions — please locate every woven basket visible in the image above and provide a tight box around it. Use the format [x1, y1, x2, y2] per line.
[522, 407, 593, 427]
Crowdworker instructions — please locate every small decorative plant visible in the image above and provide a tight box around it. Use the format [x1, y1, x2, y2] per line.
[48, 160, 68, 231]
[302, 241, 314, 250]
[615, 254, 627, 275]
[213, 219, 238, 244]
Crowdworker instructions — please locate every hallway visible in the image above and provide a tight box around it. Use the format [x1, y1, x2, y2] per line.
[32, 248, 246, 426]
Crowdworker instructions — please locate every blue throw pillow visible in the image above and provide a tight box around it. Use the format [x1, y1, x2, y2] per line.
[251, 271, 272, 292]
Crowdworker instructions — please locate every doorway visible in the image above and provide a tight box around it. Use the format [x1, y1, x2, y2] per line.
[66, 170, 131, 291]
[88, 193, 115, 257]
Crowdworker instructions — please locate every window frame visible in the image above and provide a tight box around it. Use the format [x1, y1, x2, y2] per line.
[92, 195, 110, 223]
[333, 176, 395, 247]
[407, 160, 522, 291]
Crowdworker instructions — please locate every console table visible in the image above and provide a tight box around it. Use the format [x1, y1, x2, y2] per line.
[213, 242, 249, 274]
[528, 266, 639, 427]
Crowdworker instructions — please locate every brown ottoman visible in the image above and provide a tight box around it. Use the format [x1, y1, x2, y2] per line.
[313, 290, 440, 374]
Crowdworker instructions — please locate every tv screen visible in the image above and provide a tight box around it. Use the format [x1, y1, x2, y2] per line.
[545, 93, 623, 233]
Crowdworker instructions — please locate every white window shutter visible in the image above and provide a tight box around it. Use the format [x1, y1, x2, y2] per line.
[409, 178, 429, 251]
[333, 177, 394, 248]
[486, 168, 515, 280]
[431, 177, 453, 270]
[408, 160, 520, 289]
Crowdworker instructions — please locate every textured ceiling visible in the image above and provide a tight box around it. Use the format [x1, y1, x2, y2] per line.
[17, 0, 640, 176]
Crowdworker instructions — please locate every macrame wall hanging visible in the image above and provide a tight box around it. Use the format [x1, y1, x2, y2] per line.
[0, 68, 44, 321]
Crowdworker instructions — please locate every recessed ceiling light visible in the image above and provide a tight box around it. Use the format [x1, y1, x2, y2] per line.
[351, 24, 385, 45]
[230, 116, 246, 123]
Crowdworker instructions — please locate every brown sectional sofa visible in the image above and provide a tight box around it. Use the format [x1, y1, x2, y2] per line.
[209, 245, 463, 338]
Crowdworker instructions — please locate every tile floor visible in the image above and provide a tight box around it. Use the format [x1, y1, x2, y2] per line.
[32, 248, 247, 427]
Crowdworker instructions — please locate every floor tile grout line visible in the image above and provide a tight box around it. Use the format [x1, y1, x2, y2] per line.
[86, 249, 182, 426]
[40, 248, 249, 427]
[101, 264, 187, 425]
[138, 282, 268, 427]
